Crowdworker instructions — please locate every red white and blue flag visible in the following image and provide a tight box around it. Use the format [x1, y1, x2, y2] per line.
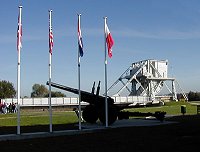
[49, 12, 53, 55]
[49, 27, 53, 54]
[78, 15, 83, 57]
[17, 13, 22, 51]
[105, 22, 114, 58]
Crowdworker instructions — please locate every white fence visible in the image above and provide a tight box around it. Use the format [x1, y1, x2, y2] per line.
[3, 96, 151, 106]
[112, 96, 150, 103]
[4, 97, 83, 106]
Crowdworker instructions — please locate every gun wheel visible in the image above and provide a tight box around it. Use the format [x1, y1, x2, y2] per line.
[82, 105, 98, 124]
[99, 106, 118, 125]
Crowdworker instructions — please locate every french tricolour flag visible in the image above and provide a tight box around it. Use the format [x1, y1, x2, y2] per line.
[78, 16, 83, 57]
[17, 13, 22, 51]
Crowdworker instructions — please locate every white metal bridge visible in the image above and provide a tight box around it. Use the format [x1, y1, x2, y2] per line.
[107, 59, 188, 102]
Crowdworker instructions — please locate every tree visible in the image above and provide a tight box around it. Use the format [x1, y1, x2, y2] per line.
[188, 91, 200, 101]
[31, 83, 66, 97]
[45, 91, 66, 97]
[0, 80, 16, 98]
[52, 91, 66, 97]
[31, 84, 49, 97]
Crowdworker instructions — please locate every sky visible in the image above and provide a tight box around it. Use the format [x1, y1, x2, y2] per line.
[0, 0, 200, 97]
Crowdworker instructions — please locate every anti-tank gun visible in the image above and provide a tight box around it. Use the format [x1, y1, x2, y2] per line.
[46, 81, 166, 125]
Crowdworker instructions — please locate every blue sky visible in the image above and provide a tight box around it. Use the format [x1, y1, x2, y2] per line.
[0, 0, 200, 97]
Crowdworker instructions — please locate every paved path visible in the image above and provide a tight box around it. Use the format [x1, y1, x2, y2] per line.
[0, 118, 176, 141]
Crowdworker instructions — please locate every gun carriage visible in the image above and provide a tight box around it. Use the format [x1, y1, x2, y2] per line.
[46, 81, 166, 125]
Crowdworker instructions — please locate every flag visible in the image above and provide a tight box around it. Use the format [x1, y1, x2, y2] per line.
[17, 12, 22, 51]
[78, 15, 83, 57]
[49, 26, 53, 54]
[49, 12, 53, 54]
[105, 22, 114, 58]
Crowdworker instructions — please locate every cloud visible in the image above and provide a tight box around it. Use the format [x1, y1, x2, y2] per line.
[61, 26, 200, 40]
[114, 28, 200, 40]
[2, 26, 200, 45]
[0, 35, 15, 44]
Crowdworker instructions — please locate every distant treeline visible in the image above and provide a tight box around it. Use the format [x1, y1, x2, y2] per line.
[176, 91, 200, 101]
[187, 91, 200, 101]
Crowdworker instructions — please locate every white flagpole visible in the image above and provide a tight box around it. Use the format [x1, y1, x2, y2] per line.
[78, 14, 82, 130]
[48, 10, 53, 133]
[17, 5, 22, 135]
[104, 17, 108, 127]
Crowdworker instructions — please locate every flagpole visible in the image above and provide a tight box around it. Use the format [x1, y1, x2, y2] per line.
[78, 14, 82, 130]
[48, 10, 53, 133]
[104, 17, 108, 127]
[17, 5, 22, 135]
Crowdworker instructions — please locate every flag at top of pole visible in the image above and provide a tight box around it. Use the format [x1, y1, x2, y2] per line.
[77, 14, 83, 130]
[49, 10, 53, 55]
[16, 5, 22, 135]
[48, 9, 53, 133]
[105, 21, 114, 58]
[78, 14, 83, 57]
[104, 17, 114, 127]
[17, 6, 22, 51]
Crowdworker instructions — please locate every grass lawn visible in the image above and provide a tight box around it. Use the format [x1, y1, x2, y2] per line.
[0, 110, 78, 127]
[127, 100, 198, 115]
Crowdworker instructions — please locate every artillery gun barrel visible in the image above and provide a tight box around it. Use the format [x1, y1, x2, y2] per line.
[96, 81, 101, 96]
[91, 81, 95, 94]
[46, 81, 114, 105]
[47, 81, 80, 94]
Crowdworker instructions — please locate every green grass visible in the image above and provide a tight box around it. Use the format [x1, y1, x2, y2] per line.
[0, 101, 199, 127]
[0, 111, 78, 127]
[126, 101, 198, 115]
